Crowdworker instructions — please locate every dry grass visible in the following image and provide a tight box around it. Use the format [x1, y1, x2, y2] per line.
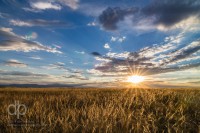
[0, 88, 199, 132]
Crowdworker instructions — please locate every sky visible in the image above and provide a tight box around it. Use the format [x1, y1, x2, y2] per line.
[0, 0, 200, 88]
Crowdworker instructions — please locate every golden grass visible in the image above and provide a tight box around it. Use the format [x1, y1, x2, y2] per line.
[0, 88, 199, 132]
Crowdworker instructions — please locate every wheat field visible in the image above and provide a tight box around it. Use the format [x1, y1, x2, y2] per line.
[0, 88, 199, 132]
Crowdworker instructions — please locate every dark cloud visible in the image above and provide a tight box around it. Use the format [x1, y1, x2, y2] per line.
[0, 70, 48, 77]
[98, 0, 200, 30]
[91, 52, 102, 56]
[99, 7, 138, 30]
[142, 0, 200, 27]
[0, 27, 19, 40]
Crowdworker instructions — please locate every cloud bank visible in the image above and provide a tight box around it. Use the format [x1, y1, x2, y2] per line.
[99, 0, 200, 31]
[0, 27, 62, 53]
[91, 39, 200, 76]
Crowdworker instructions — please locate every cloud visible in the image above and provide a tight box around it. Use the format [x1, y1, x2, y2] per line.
[26, 0, 79, 12]
[91, 39, 200, 76]
[64, 74, 89, 80]
[104, 43, 110, 49]
[99, 7, 138, 30]
[87, 21, 97, 26]
[29, 56, 42, 60]
[142, 0, 200, 28]
[111, 36, 117, 42]
[30, 2, 61, 10]
[75, 51, 85, 54]
[110, 36, 126, 42]
[3, 59, 27, 67]
[9, 19, 68, 27]
[0, 27, 62, 53]
[0, 40, 61, 53]
[43, 62, 66, 70]
[0, 12, 9, 18]
[0, 27, 19, 39]
[57, 0, 79, 10]
[118, 36, 126, 42]
[106, 52, 129, 58]
[98, 0, 200, 31]
[91, 52, 102, 57]
[25, 32, 38, 40]
[0, 70, 48, 77]
[78, 3, 105, 17]
[162, 40, 200, 65]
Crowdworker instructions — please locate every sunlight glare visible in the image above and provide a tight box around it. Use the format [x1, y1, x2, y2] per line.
[127, 75, 145, 84]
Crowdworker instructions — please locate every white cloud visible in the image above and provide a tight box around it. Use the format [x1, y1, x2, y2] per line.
[75, 51, 85, 54]
[30, 2, 61, 10]
[23, 7, 42, 13]
[9, 19, 66, 27]
[10, 19, 32, 27]
[25, 32, 38, 40]
[30, 56, 42, 60]
[104, 43, 110, 49]
[110, 36, 126, 42]
[111, 36, 117, 42]
[118, 36, 126, 42]
[87, 21, 97, 26]
[106, 52, 130, 58]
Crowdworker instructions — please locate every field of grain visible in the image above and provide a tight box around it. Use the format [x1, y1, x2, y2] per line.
[0, 88, 199, 132]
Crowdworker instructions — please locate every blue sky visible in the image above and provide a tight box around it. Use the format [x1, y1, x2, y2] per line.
[0, 0, 200, 88]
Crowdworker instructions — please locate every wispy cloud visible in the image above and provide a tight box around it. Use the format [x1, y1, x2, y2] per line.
[91, 39, 200, 76]
[0, 12, 9, 18]
[0, 70, 48, 77]
[0, 27, 62, 53]
[63, 74, 89, 80]
[29, 56, 42, 60]
[57, 0, 79, 10]
[25, 0, 79, 12]
[75, 51, 85, 54]
[87, 21, 97, 26]
[3, 59, 27, 67]
[110, 36, 126, 43]
[42, 62, 66, 70]
[9, 19, 68, 27]
[30, 2, 61, 11]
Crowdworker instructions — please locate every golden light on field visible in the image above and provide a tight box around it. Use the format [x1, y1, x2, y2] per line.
[127, 75, 145, 84]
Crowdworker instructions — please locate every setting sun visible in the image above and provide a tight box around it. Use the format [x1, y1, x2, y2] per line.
[127, 75, 145, 84]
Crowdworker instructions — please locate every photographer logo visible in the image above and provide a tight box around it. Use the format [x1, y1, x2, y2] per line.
[7, 100, 27, 119]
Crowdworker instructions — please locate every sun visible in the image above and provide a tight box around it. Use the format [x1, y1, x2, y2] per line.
[127, 75, 145, 84]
